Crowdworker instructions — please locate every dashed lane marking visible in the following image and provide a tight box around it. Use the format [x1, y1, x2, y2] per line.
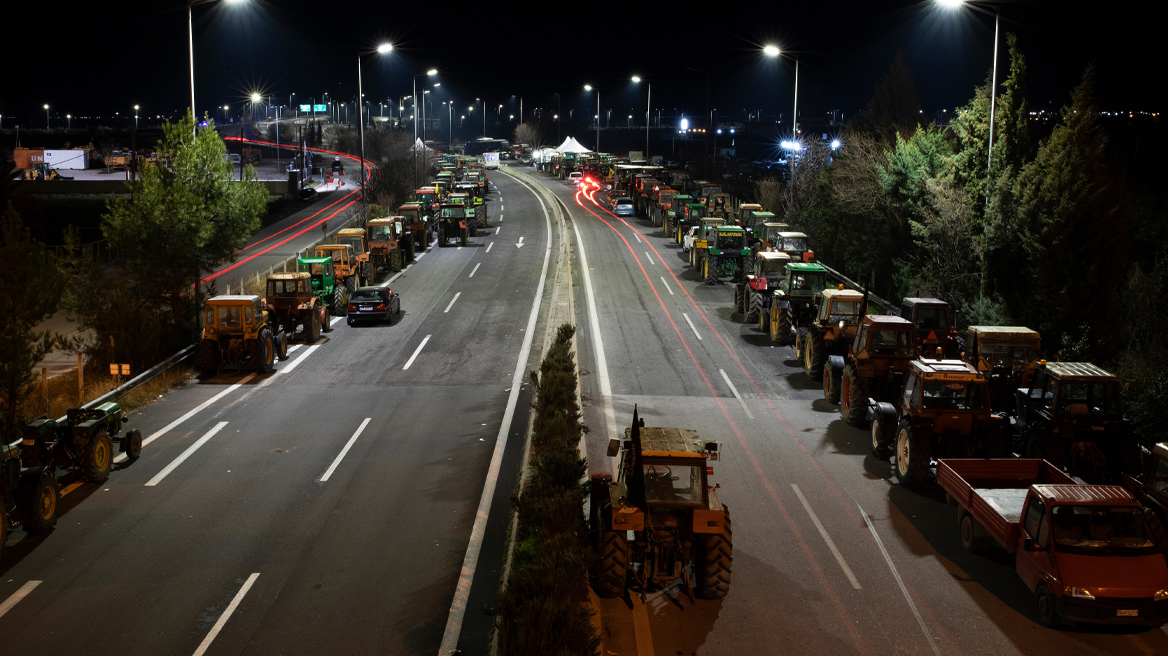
[320, 418, 371, 482]
[469, 263, 481, 277]
[144, 421, 228, 487]
[792, 484, 860, 589]
[682, 312, 702, 340]
[402, 335, 431, 370]
[719, 369, 754, 420]
[192, 573, 260, 656]
[660, 277, 674, 296]
[0, 581, 41, 619]
[444, 292, 462, 313]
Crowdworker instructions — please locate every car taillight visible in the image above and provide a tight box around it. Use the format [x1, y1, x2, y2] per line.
[376, 304, 387, 310]
[347, 305, 358, 312]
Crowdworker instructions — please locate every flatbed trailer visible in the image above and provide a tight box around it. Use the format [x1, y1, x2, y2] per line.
[937, 458, 1168, 627]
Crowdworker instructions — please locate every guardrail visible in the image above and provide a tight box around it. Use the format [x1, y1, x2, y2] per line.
[53, 343, 197, 423]
[817, 262, 900, 316]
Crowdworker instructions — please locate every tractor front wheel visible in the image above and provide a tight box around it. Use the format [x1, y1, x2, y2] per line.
[275, 332, 289, 361]
[195, 339, 220, 376]
[697, 507, 733, 599]
[319, 305, 332, 333]
[406, 235, 416, 262]
[871, 415, 893, 458]
[461, 228, 469, 247]
[305, 309, 321, 343]
[804, 331, 826, 381]
[250, 330, 275, 373]
[595, 529, 629, 598]
[390, 250, 402, 273]
[840, 364, 868, 426]
[82, 430, 112, 483]
[18, 467, 60, 534]
[894, 421, 931, 489]
[332, 285, 348, 316]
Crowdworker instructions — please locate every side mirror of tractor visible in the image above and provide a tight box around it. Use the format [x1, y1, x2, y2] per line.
[607, 438, 621, 458]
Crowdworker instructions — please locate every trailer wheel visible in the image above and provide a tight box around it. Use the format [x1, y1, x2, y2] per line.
[595, 529, 629, 598]
[19, 467, 60, 534]
[959, 511, 992, 553]
[195, 339, 220, 376]
[894, 421, 931, 489]
[697, 507, 733, 599]
[840, 364, 868, 426]
[1035, 584, 1059, 627]
[124, 429, 143, 461]
[83, 430, 113, 483]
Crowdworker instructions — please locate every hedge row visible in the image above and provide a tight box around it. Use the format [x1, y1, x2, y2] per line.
[496, 323, 599, 656]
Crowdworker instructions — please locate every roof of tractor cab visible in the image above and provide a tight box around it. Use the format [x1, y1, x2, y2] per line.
[763, 222, 789, 228]
[399, 203, 423, 210]
[368, 217, 400, 225]
[1042, 362, 1117, 382]
[758, 251, 791, 261]
[864, 315, 913, 328]
[1155, 443, 1168, 462]
[822, 289, 864, 301]
[298, 256, 332, 264]
[268, 272, 310, 281]
[739, 203, 763, 210]
[968, 325, 1040, 341]
[902, 297, 947, 307]
[207, 294, 262, 304]
[625, 426, 707, 459]
[337, 228, 364, 236]
[778, 231, 809, 238]
[911, 359, 982, 378]
[788, 262, 826, 272]
[316, 244, 350, 250]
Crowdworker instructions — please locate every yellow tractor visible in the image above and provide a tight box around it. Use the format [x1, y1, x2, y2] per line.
[196, 295, 288, 375]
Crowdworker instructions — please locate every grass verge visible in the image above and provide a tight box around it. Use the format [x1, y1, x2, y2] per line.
[24, 365, 194, 420]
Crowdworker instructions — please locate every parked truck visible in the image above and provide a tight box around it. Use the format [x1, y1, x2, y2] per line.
[1122, 442, 1168, 552]
[937, 458, 1168, 628]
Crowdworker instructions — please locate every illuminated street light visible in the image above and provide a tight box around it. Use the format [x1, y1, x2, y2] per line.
[831, 139, 842, 150]
[763, 45, 780, 57]
[376, 43, 393, 54]
[44, 104, 49, 129]
[937, 0, 1000, 185]
[134, 104, 140, 128]
[631, 76, 649, 155]
[188, 0, 249, 135]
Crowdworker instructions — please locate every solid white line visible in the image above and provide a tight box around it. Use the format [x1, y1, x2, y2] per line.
[659, 277, 674, 296]
[192, 573, 261, 656]
[114, 375, 254, 464]
[415, 251, 427, 260]
[286, 344, 303, 354]
[682, 312, 702, 340]
[645, 251, 655, 266]
[402, 335, 431, 370]
[439, 167, 552, 656]
[0, 581, 41, 618]
[468, 262, 481, 278]
[791, 484, 860, 589]
[378, 269, 405, 288]
[634, 232, 642, 243]
[719, 369, 754, 420]
[278, 344, 321, 375]
[444, 292, 461, 313]
[485, 242, 494, 253]
[145, 422, 228, 487]
[857, 501, 943, 656]
[320, 418, 371, 482]
[495, 226, 500, 234]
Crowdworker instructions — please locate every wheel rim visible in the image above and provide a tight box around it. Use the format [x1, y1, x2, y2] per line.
[1037, 589, 1052, 621]
[897, 430, 911, 477]
[871, 419, 881, 451]
[95, 438, 110, 471]
[759, 305, 766, 331]
[38, 485, 56, 520]
[264, 339, 273, 365]
[770, 307, 779, 340]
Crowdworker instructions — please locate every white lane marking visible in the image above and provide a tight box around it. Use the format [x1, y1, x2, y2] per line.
[485, 242, 494, 253]
[500, 205, 504, 211]
[114, 375, 254, 464]
[682, 312, 703, 340]
[634, 232, 642, 243]
[402, 335, 431, 370]
[857, 501, 943, 656]
[791, 484, 860, 589]
[468, 263, 481, 278]
[0, 581, 41, 618]
[659, 277, 674, 296]
[515, 236, 525, 248]
[498, 214, 503, 222]
[145, 422, 228, 487]
[719, 369, 754, 420]
[444, 292, 461, 313]
[457, 246, 463, 251]
[415, 251, 427, 260]
[286, 344, 303, 354]
[645, 251, 655, 266]
[192, 573, 261, 656]
[378, 268, 405, 288]
[320, 418, 371, 482]
[495, 226, 500, 235]
[440, 167, 552, 655]
[277, 344, 321, 375]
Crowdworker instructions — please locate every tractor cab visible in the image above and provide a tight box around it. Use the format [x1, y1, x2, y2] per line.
[335, 229, 366, 256]
[965, 326, 1042, 413]
[265, 272, 314, 310]
[853, 315, 917, 359]
[297, 256, 336, 296]
[315, 244, 353, 268]
[783, 262, 828, 299]
[709, 226, 747, 252]
[684, 203, 707, 222]
[199, 294, 282, 373]
[756, 222, 791, 251]
[447, 192, 471, 208]
[776, 232, 814, 262]
[746, 251, 791, 293]
[815, 288, 864, 336]
[901, 297, 961, 358]
[734, 203, 763, 228]
[367, 217, 403, 244]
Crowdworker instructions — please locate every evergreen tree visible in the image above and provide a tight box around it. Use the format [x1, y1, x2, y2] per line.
[946, 80, 992, 204]
[1011, 66, 1128, 358]
[851, 53, 922, 145]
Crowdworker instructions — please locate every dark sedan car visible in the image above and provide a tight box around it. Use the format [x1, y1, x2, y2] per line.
[346, 287, 401, 325]
[299, 186, 318, 202]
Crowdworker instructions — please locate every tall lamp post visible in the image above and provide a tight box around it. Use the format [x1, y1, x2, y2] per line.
[134, 105, 139, 129]
[357, 42, 393, 216]
[413, 69, 438, 189]
[762, 45, 799, 139]
[632, 76, 649, 157]
[44, 105, 49, 129]
[187, 0, 247, 136]
[937, 0, 1000, 185]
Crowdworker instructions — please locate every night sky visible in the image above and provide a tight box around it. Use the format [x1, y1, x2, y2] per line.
[2, 1, 1162, 128]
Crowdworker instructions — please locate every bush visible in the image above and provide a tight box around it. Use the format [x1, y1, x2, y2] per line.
[496, 323, 599, 656]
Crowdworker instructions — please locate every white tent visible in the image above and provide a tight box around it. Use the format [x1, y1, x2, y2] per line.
[410, 137, 433, 153]
[553, 137, 592, 154]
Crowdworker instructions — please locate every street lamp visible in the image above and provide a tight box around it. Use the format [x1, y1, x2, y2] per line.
[44, 104, 49, 129]
[632, 76, 650, 156]
[762, 44, 799, 140]
[936, 0, 1001, 183]
[188, 0, 248, 136]
[66, 114, 71, 130]
[134, 105, 140, 129]
[413, 69, 438, 189]
[357, 42, 393, 212]
[584, 84, 600, 152]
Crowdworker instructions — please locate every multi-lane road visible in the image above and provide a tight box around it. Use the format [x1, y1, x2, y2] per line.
[3, 160, 1166, 656]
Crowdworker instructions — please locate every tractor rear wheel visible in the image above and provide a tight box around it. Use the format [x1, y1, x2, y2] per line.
[195, 339, 220, 376]
[871, 414, 893, 458]
[406, 236, 416, 262]
[773, 307, 794, 345]
[333, 285, 348, 316]
[894, 421, 931, 489]
[804, 331, 826, 381]
[795, 327, 807, 359]
[840, 364, 868, 426]
[697, 507, 733, 599]
[752, 293, 767, 329]
[345, 276, 357, 293]
[18, 467, 60, 534]
[82, 430, 112, 483]
[703, 256, 711, 282]
[275, 332, 289, 361]
[250, 330, 275, 373]
[595, 528, 628, 598]
[390, 250, 402, 273]
[461, 228, 469, 246]
[437, 224, 446, 247]
[319, 305, 332, 333]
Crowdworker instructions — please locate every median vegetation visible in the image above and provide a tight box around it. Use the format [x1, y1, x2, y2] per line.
[496, 323, 598, 656]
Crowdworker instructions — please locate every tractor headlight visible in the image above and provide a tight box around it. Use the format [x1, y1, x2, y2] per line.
[1155, 590, 1168, 602]
[1064, 586, 1094, 600]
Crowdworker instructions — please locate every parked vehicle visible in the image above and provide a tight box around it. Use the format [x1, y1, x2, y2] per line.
[265, 273, 332, 343]
[1122, 442, 1168, 552]
[937, 458, 1168, 628]
[346, 286, 401, 326]
[613, 197, 635, 217]
[964, 326, 1041, 416]
[900, 297, 964, 359]
[197, 295, 287, 374]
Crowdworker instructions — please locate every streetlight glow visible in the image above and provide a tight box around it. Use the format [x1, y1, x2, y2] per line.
[936, 0, 964, 8]
[376, 42, 393, 53]
[763, 45, 780, 57]
[631, 76, 641, 83]
[427, 69, 437, 76]
[584, 84, 592, 91]
[250, 93, 261, 102]
[831, 139, 842, 150]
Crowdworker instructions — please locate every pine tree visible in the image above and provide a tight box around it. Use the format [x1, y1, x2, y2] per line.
[946, 80, 992, 204]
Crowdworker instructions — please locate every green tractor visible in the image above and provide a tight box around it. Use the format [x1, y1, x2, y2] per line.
[699, 226, 752, 283]
[667, 195, 695, 241]
[766, 262, 829, 345]
[21, 402, 142, 493]
[299, 255, 349, 317]
[436, 203, 471, 247]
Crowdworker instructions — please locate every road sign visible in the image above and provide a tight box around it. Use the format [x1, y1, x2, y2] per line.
[300, 105, 311, 112]
[109, 364, 130, 376]
[301, 104, 327, 112]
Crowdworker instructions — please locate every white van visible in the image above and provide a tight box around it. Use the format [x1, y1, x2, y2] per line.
[483, 152, 500, 170]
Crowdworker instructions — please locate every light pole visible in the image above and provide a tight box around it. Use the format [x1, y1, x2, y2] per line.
[188, 0, 247, 136]
[413, 69, 438, 190]
[632, 76, 649, 156]
[44, 104, 49, 129]
[937, 0, 1001, 185]
[357, 43, 393, 215]
[66, 114, 71, 130]
[134, 105, 139, 129]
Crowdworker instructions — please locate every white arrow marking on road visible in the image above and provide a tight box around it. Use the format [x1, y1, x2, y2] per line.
[645, 251, 655, 266]
[114, 375, 254, 464]
[485, 242, 493, 253]
[402, 335, 431, 370]
[469, 263, 481, 278]
[145, 421, 229, 487]
[444, 292, 461, 313]
[192, 573, 261, 656]
[682, 312, 702, 340]
[660, 277, 674, 296]
[515, 236, 525, 248]
[320, 418, 371, 482]
[0, 581, 41, 618]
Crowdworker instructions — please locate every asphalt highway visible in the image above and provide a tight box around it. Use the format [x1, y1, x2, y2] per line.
[0, 167, 558, 655]
[519, 168, 1168, 656]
